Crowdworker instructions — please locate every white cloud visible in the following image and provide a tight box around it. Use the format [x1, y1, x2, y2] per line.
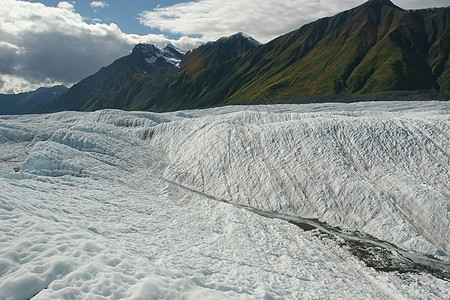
[139, 0, 358, 43]
[139, 0, 449, 43]
[0, 0, 202, 93]
[57, 1, 75, 12]
[90, 1, 108, 9]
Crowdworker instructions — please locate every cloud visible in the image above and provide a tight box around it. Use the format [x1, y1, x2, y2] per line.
[139, 0, 449, 43]
[0, 0, 202, 93]
[90, 1, 108, 9]
[139, 0, 359, 43]
[57, 1, 75, 12]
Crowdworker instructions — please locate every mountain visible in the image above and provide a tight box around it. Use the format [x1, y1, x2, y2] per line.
[0, 85, 68, 115]
[145, 0, 449, 111]
[38, 33, 259, 113]
[37, 44, 183, 113]
[37, 0, 449, 114]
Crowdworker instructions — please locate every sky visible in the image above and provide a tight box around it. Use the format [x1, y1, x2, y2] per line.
[0, 0, 448, 94]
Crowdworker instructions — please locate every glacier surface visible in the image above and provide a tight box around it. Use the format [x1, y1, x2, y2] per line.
[0, 102, 449, 299]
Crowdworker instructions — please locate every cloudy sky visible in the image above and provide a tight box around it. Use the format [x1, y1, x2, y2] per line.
[1, 0, 448, 94]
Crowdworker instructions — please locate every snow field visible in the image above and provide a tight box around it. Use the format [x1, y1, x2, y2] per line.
[0, 102, 449, 299]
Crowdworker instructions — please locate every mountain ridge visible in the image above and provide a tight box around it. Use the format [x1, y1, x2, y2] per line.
[0, 85, 68, 115]
[37, 32, 259, 113]
[38, 0, 449, 113]
[145, 0, 448, 111]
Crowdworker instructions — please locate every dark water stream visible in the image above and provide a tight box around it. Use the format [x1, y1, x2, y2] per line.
[247, 208, 449, 281]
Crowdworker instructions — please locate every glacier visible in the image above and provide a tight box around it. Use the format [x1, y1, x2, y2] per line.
[0, 101, 448, 299]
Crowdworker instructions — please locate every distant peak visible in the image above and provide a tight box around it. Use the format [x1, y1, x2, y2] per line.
[218, 32, 261, 46]
[235, 32, 249, 37]
[236, 32, 262, 46]
[164, 43, 177, 51]
[367, 0, 392, 4]
[164, 44, 184, 56]
[131, 43, 183, 67]
[133, 43, 158, 51]
[364, 0, 401, 9]
[132, 43, 160, 57]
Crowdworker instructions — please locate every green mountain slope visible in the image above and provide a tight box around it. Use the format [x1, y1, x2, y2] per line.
[146, 0, 449, 111]
[181, 32, 261, 73]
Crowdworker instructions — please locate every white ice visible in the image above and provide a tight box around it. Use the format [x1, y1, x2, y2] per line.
[0, 102, 448, 299]
[144, 46, 181, 67]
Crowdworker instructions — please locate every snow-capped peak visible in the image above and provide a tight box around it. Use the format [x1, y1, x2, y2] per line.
[132, 43, 184, 67]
